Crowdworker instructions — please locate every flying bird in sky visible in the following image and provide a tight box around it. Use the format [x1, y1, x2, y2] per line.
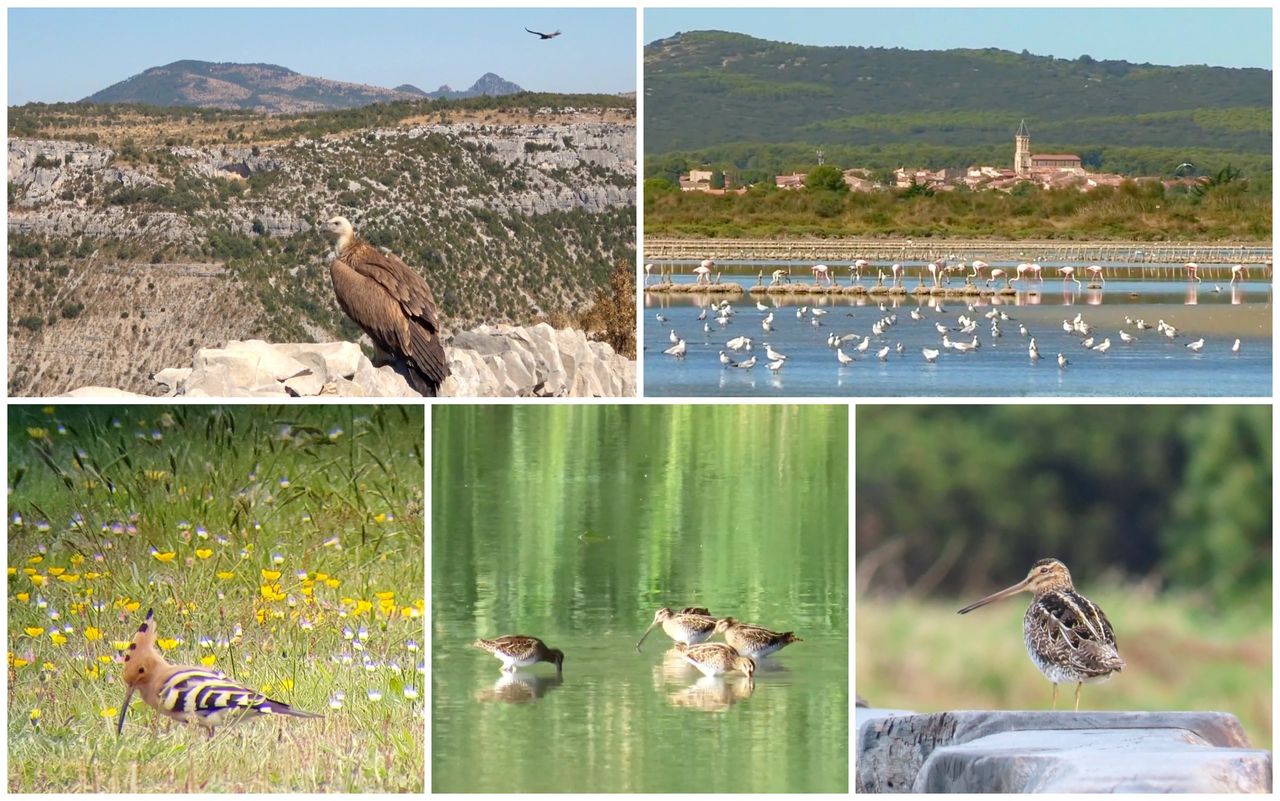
[525, 27, 561, 39]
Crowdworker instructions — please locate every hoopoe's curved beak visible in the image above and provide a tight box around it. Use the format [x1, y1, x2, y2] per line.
[116, 685, 135, 735]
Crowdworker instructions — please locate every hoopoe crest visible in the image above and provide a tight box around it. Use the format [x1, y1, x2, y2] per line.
[117, 608, 321, 735]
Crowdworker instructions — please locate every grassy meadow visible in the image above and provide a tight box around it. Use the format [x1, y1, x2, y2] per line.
[7, 405, 425, 792]
[857, 591, 1272, 751]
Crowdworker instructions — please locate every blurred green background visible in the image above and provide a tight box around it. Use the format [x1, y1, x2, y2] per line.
[432, 404, 849, 792]
[856, 405, 1271, 748]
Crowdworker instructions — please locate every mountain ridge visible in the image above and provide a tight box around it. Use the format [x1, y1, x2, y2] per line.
[83, 60, 526, 113]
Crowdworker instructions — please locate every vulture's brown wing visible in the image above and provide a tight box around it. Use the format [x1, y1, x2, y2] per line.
[347, 242, 443, 334]
[334, 242, 448, 391]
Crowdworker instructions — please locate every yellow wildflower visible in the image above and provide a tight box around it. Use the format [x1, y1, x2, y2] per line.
[279, 678, 294, 691]
[325, 578, 341, 589]
[27, 427, 49, 440]
[261, 569, 282, 581]
[47, 567, 65, 576]
[111, 641, 131, 651]
[152, 551, 176, 563]
[29, 708, 41, 722]
[217, 571, 235, 581]
[57, 573, 80, 583]
[101, 707, 117, 719]
[28, 555, 43, 564]
[12, 657, 30, 669]
[42, 661, 55, 671]
[98, 655, 113, 664]
[6, 567, 16, 576]
[375, 591, 395, 601]
[200, 654, 217, 666]
[144, 469, 169, 481]
[30, 574, 47, 587]
[195, 548, 212, 559]
[260, 583, 286, 602]
[355, 599, 372, 615]
[373, 513, 388, 524]
[85, 571, 102, 580]
[85, 664, 100, 678]
[25, 627, 44, 637]
[157, 638, 178, 651]
[49, 632, 68, 646]
[16, 592, 29, 602]
[315, 572, 329, 581]
[70, 554, 84, 565]
[84, 626, 103, 641]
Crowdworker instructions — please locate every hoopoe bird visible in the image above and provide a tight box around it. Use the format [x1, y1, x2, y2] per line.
[117, 608, 321, 736]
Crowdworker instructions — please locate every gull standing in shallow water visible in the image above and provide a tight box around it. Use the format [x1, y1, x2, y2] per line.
[958, 558, 1123, 710]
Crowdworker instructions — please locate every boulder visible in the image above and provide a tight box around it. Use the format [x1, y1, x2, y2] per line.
[64, 326, 634, 398]
[856, 709, 1271, 793]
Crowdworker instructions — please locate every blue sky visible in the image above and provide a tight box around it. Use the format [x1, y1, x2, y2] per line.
[645, 8, 1271, 70]
[8, 8, 636, 105]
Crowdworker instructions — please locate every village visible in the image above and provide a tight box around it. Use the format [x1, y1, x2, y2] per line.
[678, 120, 1189, 195]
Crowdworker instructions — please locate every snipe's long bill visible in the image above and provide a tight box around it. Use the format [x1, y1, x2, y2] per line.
[958, 558, 1124, 711]
[636, 607, 716, 651]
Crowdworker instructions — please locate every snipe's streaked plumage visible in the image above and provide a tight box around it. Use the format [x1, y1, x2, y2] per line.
[958, 558, 1124, 710]
[673, 642, 756, 681]
[117, 609, 321, 736]
[471, 635, 564, 674]
[714, 617, 802, 659]
[636, 607, 716, 651]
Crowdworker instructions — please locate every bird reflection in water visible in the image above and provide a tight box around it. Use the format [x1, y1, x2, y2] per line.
[667, 675, 754, 713]
[473, 671, 564, 704]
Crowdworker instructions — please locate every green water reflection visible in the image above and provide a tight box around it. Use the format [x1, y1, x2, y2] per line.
[431, 405, 849, 792]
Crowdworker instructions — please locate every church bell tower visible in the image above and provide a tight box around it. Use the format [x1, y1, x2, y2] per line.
[1014, 119, 1031, 177]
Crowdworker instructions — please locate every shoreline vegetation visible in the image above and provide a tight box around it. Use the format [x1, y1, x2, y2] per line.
[644, 178, 1271, 242]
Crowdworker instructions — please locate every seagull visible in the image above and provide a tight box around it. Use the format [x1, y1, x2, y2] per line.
[876, 346, 890, 361]
[669, 329, 680, 344]
[922, 348, 940, 363]
[855, 336, 871, 354]
[726, 336, 751, 352]
[655, 313, 668, 324]
[765, 343, 787, 361]
[910, 308, 923, 321]
[719, 351, 735, 368]
[761, 319, 774, 333]
[756, 301, 769, 312]
[697, 308, 708, 321]
[811, 308, 828, 318]
[767, 358, 785, 372]
[1232, 338, 1241, 353]
[895, 342, 904, 354]
[836, 348, 854, 366]
[1081, 336, 1095, 349]
[663, 339, 686, 358]
[525, 27, 562, 39]
[1186, 338, 1205, 352]
[1018, 324, 1028, 337]
[703, 323, 711, 334]
[1092, 338, 1111, 353]
[1029, 338, 1040, 361]
[1119, 330, 1135, 343]
[1057, 353, 1069, 369]
[737, 355, 757, 369]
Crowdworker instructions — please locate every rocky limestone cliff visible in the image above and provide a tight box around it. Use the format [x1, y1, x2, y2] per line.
[62, 324, 634, 398]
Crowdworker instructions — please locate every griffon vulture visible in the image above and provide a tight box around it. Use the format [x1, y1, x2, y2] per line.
[322, 216, 449, 396]
[525, 27, 561, 39]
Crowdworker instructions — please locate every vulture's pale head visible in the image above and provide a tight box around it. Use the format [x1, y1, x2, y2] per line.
[322, 215, 356, 254]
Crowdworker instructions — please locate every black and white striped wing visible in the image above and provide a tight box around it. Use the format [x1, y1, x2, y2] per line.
[160, 668, 274, 723]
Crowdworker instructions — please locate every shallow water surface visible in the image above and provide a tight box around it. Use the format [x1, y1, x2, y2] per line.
[645, 279, 1271, 397]
[431, 406, 849, 793]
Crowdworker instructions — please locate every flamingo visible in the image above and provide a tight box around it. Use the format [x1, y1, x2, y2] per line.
[644, 263, 654, 285]
[927, 260, 943, 287]
[694, 259, 714, 285]
[1230, 264, 1247, 284]
[1086, 265, 1105, 285]
[969, 260, 988, 281]
[852, 259, 869, 284]
[987, 268, 1011, 288]
[1184, 262, 1201, 283]
[812, 264, 832, 286]
[1060, 266, 1081, 288]
[891, 263, 903, 287]
[771, 268, 790, 286]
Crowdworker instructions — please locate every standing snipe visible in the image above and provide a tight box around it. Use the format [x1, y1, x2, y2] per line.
[636, 607, 716, 651]
[714, 617, 802, 658]
[958, 558, 1124, 710]
[471, 635, 564, 674]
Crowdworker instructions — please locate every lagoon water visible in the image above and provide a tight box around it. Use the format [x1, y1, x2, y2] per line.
[431, 406, 849, 793]
[645, 274, 1271, 397]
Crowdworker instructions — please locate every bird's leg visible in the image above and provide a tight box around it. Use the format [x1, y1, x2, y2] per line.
[1074, 682, 1082, 712]
[1051, 683, 1058, 710]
